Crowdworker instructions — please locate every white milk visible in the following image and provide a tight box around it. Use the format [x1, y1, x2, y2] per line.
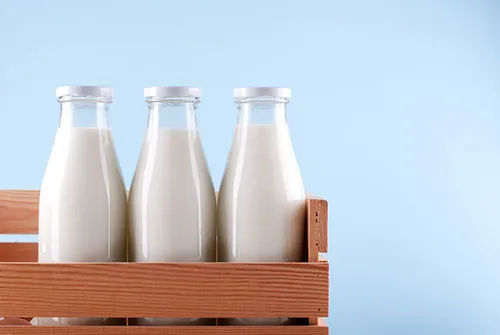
[128, 128, 216, 326]
[218, 124, 306, 326]
[36, 127, 127, 326]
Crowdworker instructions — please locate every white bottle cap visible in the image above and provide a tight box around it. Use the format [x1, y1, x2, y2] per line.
[56, 86, 114, 99]
[233, 87, 291, 98]
[144, 87, 201, 98]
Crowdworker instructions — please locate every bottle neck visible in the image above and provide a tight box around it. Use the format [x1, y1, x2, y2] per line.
[236, 98, 288, 126]
[147, 98, 198, 130]
[59, 98, 111, 129]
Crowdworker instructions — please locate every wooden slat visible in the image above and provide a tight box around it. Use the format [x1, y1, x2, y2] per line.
[0, 323, 329, 335]
[0, 243, 37, 262]
[0, 190, 39, 234]
[0, 262, 328, 318]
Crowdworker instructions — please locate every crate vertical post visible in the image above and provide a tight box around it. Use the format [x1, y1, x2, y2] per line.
[307, 197, 328, 326]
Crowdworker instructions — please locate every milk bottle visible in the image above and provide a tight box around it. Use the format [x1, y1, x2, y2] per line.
[35, 86, 127, 326]
[128, 87, 216, 326]
[218, 87, 306, 326]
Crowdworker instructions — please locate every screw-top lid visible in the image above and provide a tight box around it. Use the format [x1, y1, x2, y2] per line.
[233, 87, 291, 98]
[144, 86, 201, 98]
[56, 86, 113, 99]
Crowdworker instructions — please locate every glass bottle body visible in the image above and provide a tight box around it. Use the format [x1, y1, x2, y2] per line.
[129, 90, 216, 326]
[218, 89, 306, 325]
[36, 87, 127, 326]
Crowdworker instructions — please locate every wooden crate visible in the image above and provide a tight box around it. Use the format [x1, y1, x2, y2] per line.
[0, 190, 329, 334]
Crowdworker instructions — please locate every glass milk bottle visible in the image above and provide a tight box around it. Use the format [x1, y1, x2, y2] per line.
[36, 86, 127, 326]
[128, 87, 216, 326]
[218, 87, 307, 326]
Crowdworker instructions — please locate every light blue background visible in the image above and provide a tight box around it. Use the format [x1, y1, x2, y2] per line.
[1, 0, 500, 334]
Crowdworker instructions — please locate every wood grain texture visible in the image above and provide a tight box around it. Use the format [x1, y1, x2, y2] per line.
[0, 262, 328, 318]
[308, 256, 329, 326]
[0, 190, 39, 234]
[0, 243, 37, 262]
[307, 198, 328, 326]
[307, 198, 328, 262]
[0, 323, 328, 335]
